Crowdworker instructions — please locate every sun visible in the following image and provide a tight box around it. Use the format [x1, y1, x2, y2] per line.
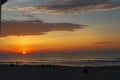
[22, 51, 26, 55]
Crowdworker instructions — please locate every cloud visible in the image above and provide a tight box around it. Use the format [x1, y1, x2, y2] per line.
[35, 0, 120, 14]
[95, 41, 118, 45]
[2, 0, 120, 20]
[1, 20, 89, 37]
[4, 0, 120, 14]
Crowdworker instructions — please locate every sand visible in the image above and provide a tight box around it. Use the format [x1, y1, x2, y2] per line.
[0, 65, 120, 80]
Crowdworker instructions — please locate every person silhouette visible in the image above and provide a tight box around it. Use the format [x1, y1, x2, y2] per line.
[83, 67, 88, 74]
[10, 64, 15, 67]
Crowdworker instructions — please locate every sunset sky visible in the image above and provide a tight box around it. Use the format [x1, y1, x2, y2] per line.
[1, 0, 120, 54]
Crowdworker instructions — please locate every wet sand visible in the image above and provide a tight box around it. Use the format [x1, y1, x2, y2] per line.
[0, 65, 120, 80]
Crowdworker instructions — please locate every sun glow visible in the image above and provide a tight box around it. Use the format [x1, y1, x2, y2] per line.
[22, 51, 26, 55]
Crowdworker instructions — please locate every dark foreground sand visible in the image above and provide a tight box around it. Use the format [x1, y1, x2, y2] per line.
[0, 65, 120, 80]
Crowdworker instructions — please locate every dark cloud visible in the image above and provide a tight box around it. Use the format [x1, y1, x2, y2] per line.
[95, 41, 118, 45]
[1, 20, 89, 37]
[4, 0, 120, 14]
[37, 0, 120, 14]
[22, 0, 120, 14]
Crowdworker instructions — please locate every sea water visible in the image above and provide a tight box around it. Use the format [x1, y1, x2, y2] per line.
[0, 52, 120, 67]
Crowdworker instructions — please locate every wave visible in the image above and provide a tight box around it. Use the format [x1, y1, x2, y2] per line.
[0, 58, 120, 67]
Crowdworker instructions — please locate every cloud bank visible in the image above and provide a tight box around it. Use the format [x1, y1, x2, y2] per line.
[95, 41, 118, 45]
[34, 0, 120, 14]
[1, 20, 89, 37]
[5, 0, 120, 14]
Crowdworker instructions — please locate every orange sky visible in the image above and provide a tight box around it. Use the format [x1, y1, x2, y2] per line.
[1, 0, 120, 54]
[0, 27, 120, 54]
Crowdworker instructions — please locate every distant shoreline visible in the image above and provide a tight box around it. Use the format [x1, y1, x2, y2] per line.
[0, 58, 120, 67]
[0, 64, 120, 68]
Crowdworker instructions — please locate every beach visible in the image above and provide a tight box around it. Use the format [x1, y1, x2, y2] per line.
[0, 65, 120, 80]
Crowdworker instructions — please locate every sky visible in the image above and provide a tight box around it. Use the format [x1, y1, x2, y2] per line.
[0, 0, 120, 55]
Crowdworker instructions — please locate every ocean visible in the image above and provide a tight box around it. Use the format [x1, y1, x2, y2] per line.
[0, 52, 120, 67]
